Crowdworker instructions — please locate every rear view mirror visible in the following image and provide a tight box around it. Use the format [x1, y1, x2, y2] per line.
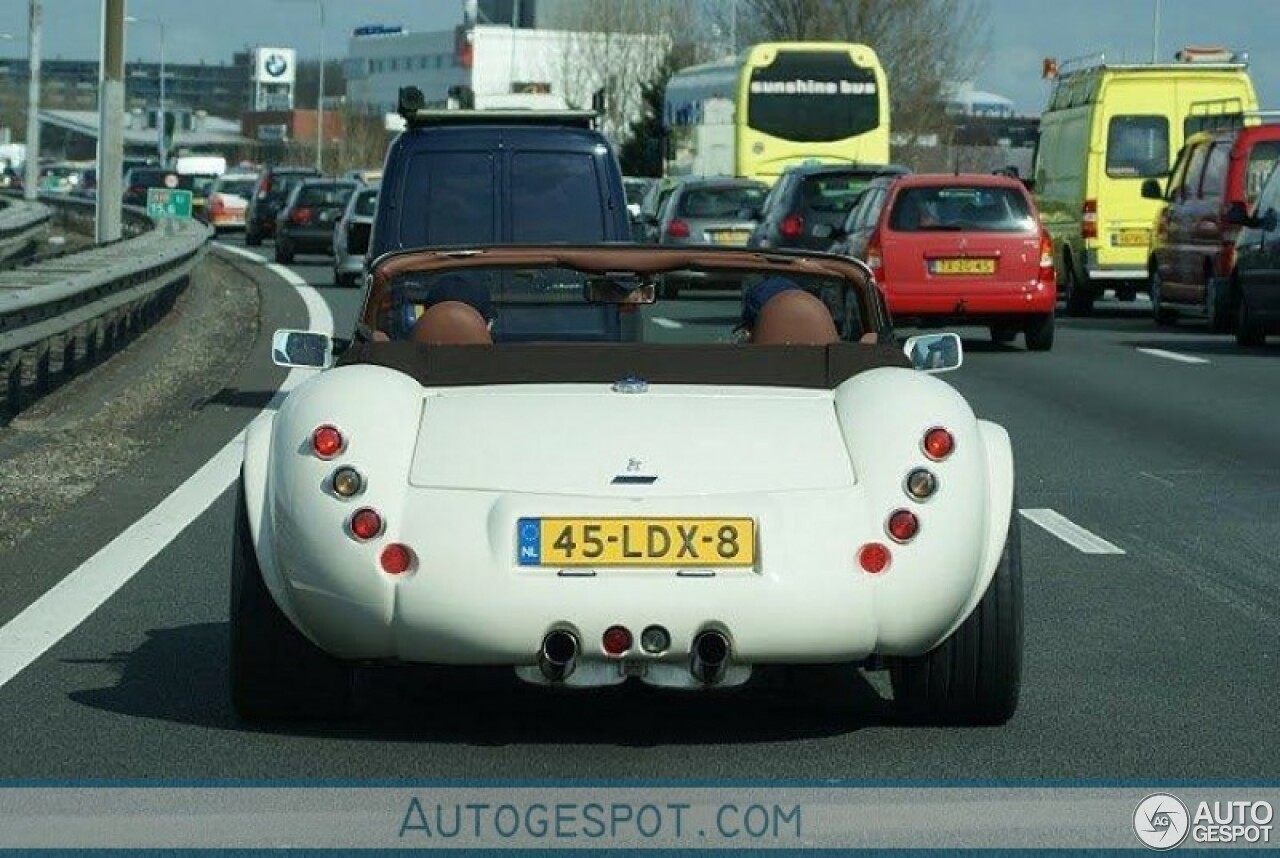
[903, 332, 963, 374]
[1141, 178, 1164, 201]
[585, 277, 657, 305]
[272, 329, 333, 369]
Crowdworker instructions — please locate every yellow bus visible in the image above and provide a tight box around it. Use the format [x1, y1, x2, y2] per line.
[663, 42, 890, 183]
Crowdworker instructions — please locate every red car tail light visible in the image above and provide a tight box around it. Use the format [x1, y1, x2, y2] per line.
[311, 424, 344, 459]
[923, 426, 955, 461]
[1081, 199, 1098, 240]
[666, 218, 690, 239]
[780, 213, 804, 240]
[887, 509, 920, 543]
[858, 542, 892, 574]
[380, 543, 414, 574]
[349, 508, 383, 541]
[290, 206, 314, 226]
[865, 230, 883, 273]
[1038, 228, 1056, 288]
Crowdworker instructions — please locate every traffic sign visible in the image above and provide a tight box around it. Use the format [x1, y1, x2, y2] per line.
[146, 188, 193, 219]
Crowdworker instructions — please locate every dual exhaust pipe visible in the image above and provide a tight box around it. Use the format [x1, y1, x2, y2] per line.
[538, 628, 730, 686]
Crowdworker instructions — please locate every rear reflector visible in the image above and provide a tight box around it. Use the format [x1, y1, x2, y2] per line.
[380, 543, 414, 574]
[602, 625, 632, 656]
[349, 508, 383, 541]
[923, 426, 955, 461]
[858, 542, 891, 574]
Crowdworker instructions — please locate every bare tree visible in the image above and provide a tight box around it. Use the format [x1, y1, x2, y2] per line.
[540, 0, 689, 143]
[740, 0, 990, 144]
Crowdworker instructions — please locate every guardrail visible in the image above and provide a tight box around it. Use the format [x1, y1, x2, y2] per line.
[0, 196, 53, 266]
[0, 196, 210, 422]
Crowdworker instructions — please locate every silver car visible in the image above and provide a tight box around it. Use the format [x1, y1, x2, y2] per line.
[654, 178, 768, 247]
[332, 184, 378, 288]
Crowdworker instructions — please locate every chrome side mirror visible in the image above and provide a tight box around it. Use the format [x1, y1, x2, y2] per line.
[272, 329, 334, 369]
[903, 332, 963, 374]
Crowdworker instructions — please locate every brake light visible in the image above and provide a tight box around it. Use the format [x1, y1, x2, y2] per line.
[1038, 228, 1056, 289]
[380, 543, 414, 574]
[349, 508, 383, 541]
[858, 542, 891, 574]
[210, 194, 225, 215]
[259, 177, 272, 195]
[127, 184, 146, 198]
[290, 206, 314, 225]
[1218, 242, 1237, 278]
[887, 509, 920, 543]
[666, 218, 690, 239]
[780, 213, 804, 240]
[923, 426, 955, 461]
[1081, 199, 1097, 240]
[865, 231, 883, 273]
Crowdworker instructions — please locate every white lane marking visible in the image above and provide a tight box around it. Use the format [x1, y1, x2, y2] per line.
[1138, 471, 1176, 488]
[1137, 347, 1209, 365]
[1019, 508, 1126, 555]
[215, 242, 267, 264]
[0, 249, 332, 690]
[651, 317, 684, 330]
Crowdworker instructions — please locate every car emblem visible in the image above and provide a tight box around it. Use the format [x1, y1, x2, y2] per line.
[612, 377, 648, 394]
[612, 457, 657, 485]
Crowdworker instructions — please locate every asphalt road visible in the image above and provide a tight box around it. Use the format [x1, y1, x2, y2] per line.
[0, 236, 1277, 779]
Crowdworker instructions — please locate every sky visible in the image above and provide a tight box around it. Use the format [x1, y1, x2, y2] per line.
[1, 0, 1277, 116]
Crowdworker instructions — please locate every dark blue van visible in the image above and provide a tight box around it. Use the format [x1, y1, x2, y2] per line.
[370, 98, 631, 261]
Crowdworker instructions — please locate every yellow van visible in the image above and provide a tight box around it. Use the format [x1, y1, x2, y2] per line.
[1031, 48, 1258, 314]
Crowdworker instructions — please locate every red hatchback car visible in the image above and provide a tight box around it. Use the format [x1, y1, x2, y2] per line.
[830, 173, 1057, 351]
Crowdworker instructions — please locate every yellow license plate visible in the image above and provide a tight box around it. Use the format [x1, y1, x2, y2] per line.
[710, 230, 749, 246]
[1115, 229, 1149, 247]
[517, 517, 756, 567]
[931, 258, 995, 275]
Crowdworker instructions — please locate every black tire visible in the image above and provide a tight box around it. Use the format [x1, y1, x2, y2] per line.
[1206, 277, 1235, 334]
[1235, 289, 1266, 347]
[1149, 268, 1177, 326]
[889, 510, 1023, 726]
[1023, 313, 1055, 351]
[274, 240, 294, 265]
[1062, 257, 1095, 316]
[244, 227, 262, 247]
[662, 279, 681, 300]
[229, 478, 354, 723]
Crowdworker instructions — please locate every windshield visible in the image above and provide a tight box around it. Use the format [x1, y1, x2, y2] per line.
[354, 189, 379, 216]
[889, 186, 1037, 233]
[747, 50, 880, 142]
[216, 179, 257, 198]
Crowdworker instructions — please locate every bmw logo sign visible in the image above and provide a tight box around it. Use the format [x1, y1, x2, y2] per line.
[264, 53, 288, 78]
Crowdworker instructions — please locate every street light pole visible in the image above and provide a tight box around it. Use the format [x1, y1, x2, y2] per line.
[316, 0, 326, 173]
[127, 16, 167, 164]
[96, 0, 126, 243]
[1151, 0, 1161, 63]
[24, 0, 41, 202]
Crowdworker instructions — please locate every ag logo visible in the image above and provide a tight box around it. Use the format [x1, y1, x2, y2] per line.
[1134, 793, 1189, 850]
[264, 53, 288, 78]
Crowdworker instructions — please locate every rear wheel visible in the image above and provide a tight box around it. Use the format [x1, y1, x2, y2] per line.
[1062, 257, 1095, 316]
[1023, 313, 1055, 351]
[889, 511, 1023, 725]
[1235, 288, 1266, 347]
[1150, 268, 1177, 325]
[1206, 277, 1235, 334]
[274, 240, 294, 265]
[989, 325, 1018, 345]
[244, 226, 262, 247]
[230, 478, 354, 723]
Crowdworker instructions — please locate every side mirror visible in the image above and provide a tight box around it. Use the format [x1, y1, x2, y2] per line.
[1141, 178, 1164, 201]
[903, 332, 963, 374]
[272, 329, 334, 369]
[1262, 208, 1279, 232]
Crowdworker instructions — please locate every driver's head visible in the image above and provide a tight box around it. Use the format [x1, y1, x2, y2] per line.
[740, 277, 839, 345]
[410, 301, 493, 345]
[423, 274, 494, 325]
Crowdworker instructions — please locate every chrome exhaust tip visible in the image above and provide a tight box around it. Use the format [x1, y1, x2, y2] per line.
[538, 630, 579, 682]
[690, 630, 730, 686]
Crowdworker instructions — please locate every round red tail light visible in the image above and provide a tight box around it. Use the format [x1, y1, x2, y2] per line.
[887, 509, 920, 543]
[602, 625, 632, 656]
[923, 426, 955, 461]
[858, 542, 892, 574]
[312, 424, 344, 459]
[349, 507, 383, 541]
[380, 543, 414, 574]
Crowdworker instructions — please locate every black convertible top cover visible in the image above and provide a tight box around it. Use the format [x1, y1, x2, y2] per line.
[337, 341, 911, 389]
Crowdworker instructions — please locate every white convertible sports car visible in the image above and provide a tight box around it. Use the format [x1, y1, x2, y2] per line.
[234, 245, 1021, 724]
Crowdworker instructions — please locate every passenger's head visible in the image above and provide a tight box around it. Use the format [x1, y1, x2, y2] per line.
[740, 278, 839, 346]
[410, 300, 494, 345]
[423, 274, 495, 326]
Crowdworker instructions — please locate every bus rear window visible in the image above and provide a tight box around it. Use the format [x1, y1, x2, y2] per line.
[747, 51, 879, 143]
[1106, 116, 1169, 178]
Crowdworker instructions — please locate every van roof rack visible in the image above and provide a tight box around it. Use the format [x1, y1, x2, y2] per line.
[1055, 50, 1248, 80]
[396, 86, 597, 129]
[1187, 98, 1280, 132]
